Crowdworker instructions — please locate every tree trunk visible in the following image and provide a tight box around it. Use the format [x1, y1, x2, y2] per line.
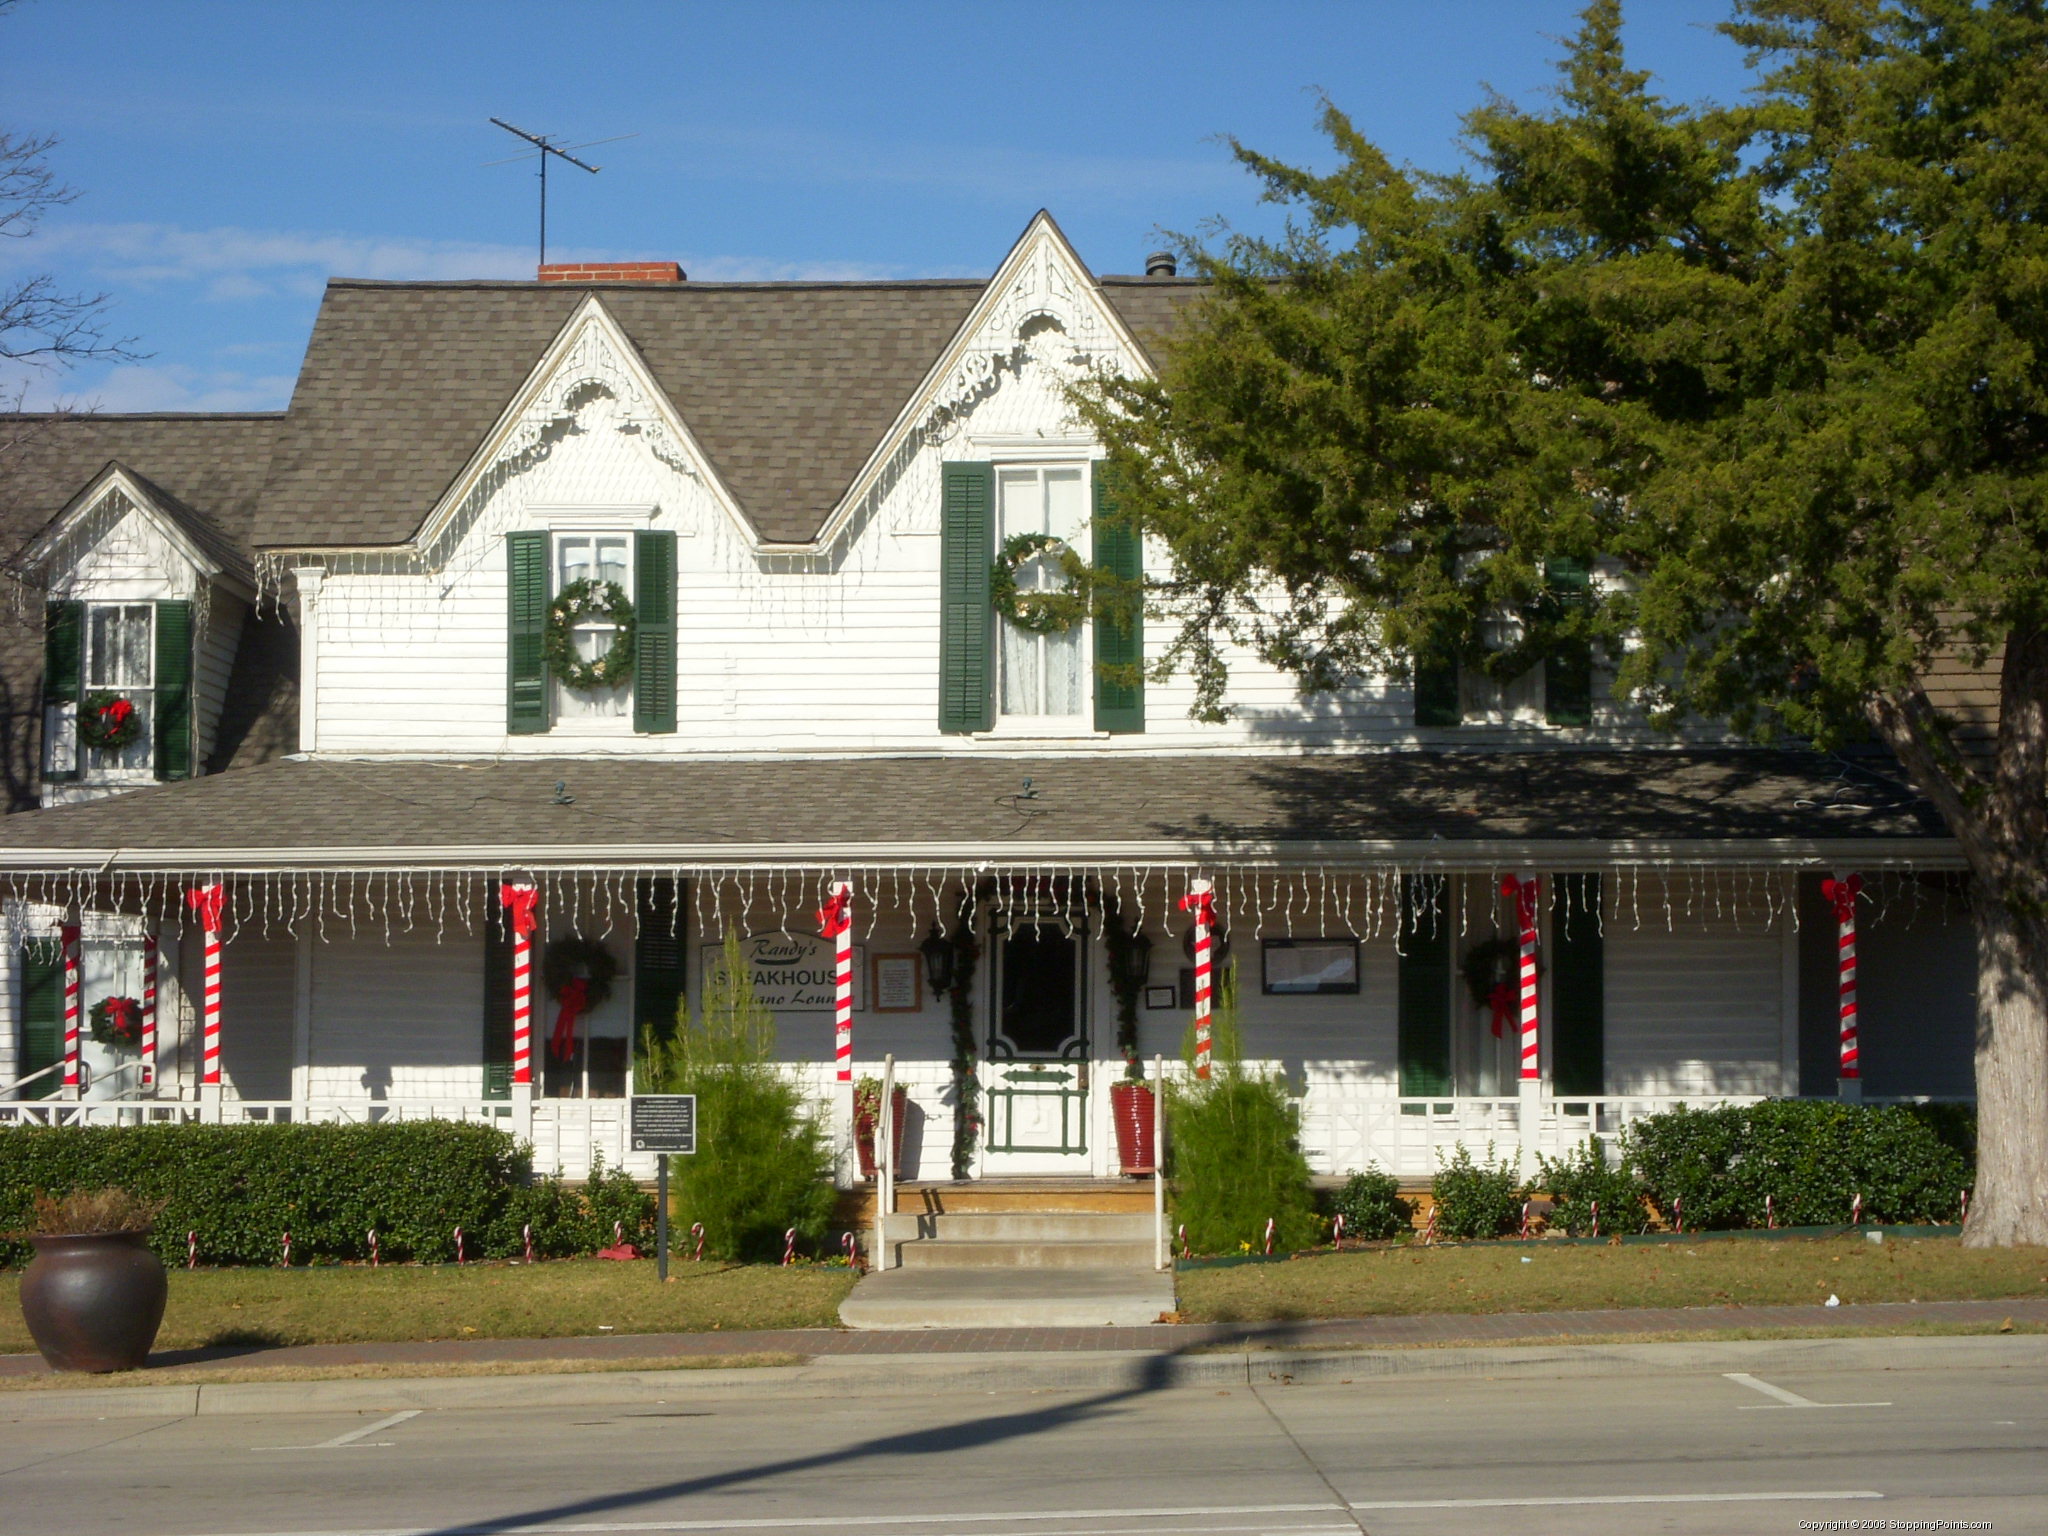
[1963, 890, 2048, 1247]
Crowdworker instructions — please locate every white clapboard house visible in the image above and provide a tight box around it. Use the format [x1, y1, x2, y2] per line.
[0, 215, 1981, 1184]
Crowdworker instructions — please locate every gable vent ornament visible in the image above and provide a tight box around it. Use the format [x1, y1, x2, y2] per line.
[543, 579, 636, 690]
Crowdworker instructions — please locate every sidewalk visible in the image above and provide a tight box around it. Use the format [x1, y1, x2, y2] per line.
[6, 1294, 2044, 1381]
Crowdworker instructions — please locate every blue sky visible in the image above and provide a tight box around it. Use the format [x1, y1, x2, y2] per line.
[1, 0, 1757, 413]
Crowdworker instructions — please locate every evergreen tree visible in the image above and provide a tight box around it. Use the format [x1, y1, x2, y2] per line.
[1075, 0, 2048, 1245]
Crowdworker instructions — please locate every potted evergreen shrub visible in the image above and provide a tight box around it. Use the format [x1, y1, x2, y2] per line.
[18, 1188, 168, 1372]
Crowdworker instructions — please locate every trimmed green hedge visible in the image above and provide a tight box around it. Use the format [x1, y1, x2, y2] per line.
[1622, 1100, 1972, 1230]
[0, 1122, 653, 1268]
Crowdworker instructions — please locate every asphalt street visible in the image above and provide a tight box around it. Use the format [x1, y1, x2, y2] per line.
[1, 1353, 2040, 1536]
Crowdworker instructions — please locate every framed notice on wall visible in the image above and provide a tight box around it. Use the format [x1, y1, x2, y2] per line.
[870, 953, 923, 1013]
[1262, 937, 1360, 995]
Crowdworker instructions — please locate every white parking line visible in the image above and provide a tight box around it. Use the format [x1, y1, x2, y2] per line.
[1723, 1372, 1892, 1409]
[256, 1409, 422, 1450]
[208, 1490, 1888, 1536]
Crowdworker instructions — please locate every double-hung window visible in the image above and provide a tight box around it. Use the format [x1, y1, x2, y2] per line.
[83, 604, 154, 775]
[996, 466, 1087, 719]
[554, 534, 632, 723]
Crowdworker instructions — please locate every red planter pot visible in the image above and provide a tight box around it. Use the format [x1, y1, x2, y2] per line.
[20, 1228, 167, 1373]
[1112, 1081, 1158, 1175]
[855, 1087, 910, 1180]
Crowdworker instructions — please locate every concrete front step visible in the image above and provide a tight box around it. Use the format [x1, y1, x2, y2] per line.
[881, 1211, 1154, 1244]
[893, 1237, 1158, 1270]
[839, 1266, 1176, 1329]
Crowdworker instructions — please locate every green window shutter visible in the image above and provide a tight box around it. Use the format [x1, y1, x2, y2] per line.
[153, 600, 194, 782]
[1414, 655, 1461, 728]
[1550, 873, 1605, 1095]
[1091, 467, 1145, 734]
[1397, 875, 1453, 1096]
[18, 939, 62, 1101]
[506, 531, 551, 735]
[938, 461, 994, 734]
[634, 877, 688, 1055]
[42, 601, 82, 784]
[482, 900, 512, 1100]
[1544, 558, 1593, 727]
[633, 530, 678, 735]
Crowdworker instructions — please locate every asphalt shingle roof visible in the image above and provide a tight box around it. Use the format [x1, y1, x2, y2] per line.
[0, 751, 1949, 865]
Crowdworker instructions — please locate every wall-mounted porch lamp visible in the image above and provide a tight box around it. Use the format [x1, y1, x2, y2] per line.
[920, 922, 956, 997]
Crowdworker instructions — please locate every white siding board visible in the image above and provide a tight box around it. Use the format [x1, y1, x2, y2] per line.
[218, 934, 295, 1100]
[1604, 883, 1785, 1096]
[306, 933, 484, 1099]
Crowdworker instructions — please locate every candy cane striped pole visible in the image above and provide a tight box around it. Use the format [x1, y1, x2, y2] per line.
[186, 1230, 197, 1270]
[783, 1228, 797, 1266]
[500, 883, 538, 1087]
[369, 1229, 379, 1267]
[1822, 874, 1863, 1094]
[455, 1227, 466, 1264]
[1501, 875, 1541, 1082]
[522, 1223, 534, 1264]
[59, 921, 81, 1094]
[1766, 1194, 1776, 1230]
[1263, 1217, 1274, 1256]
[140, 933, 158, 1090]
[186, 884, 225, 1090]
[691, 1222, 705, 1262]
[1180, 880, 1216, 1080]
[1590, 1200, 1600, 1239]
[817, 881, 855, 1084]
[1178, 1223, 1189, 1260]
[1332, 1214, 1344, 1251]
[281, 1231, 291, 1267]
[1850, 1193, 1862, 1227]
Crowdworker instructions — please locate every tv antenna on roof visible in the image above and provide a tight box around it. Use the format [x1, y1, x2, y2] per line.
[486, 118, 638, 268]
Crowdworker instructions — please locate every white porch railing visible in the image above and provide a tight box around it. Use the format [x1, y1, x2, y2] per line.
[1303, 1093, 1771, 1180]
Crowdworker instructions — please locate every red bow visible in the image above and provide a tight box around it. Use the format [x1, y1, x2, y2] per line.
[499, 883, 539, 938]
[550, 976, 588, 1063]
[1821, 874, 1863, 924]
[187, 884, 225, 932]
[817, 888, 851, 939]
[1500, 874, 1539, 930]
[97, 697, 133, 730]
[1488, 981, 1514, 1040]
[1178, 888, 1216, 927]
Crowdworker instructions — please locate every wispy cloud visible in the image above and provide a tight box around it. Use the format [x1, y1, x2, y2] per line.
[0, 220, 928, 302]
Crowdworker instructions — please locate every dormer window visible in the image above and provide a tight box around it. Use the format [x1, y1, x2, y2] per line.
[43, 597, 192, 789]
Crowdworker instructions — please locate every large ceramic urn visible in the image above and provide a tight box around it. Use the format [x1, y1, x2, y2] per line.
[20, 1228, 167, 1373]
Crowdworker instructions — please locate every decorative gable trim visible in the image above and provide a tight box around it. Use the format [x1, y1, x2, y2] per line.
[791, 210, 1160, 549]
[407, 296, 750, 557]
[23, 463, 253, 600]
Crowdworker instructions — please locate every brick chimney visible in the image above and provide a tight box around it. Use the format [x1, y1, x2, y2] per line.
[537, 261, 686, 283]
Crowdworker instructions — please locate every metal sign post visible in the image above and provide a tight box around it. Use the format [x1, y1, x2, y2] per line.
[631, 1095, 697, 1283]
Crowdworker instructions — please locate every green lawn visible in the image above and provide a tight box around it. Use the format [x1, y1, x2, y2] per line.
[0, 1258, 858, 1353]
[1176, 1235, 2048, 1323]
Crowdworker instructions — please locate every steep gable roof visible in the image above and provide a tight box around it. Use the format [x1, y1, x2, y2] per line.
[255, 278, 989, 548]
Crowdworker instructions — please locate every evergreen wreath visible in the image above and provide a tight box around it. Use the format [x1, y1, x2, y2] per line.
[89, 995, 143, 1050]
[543, 579, 636, 691]
[989, 533, 1090, 636]
[540, 935, 619, 1009]
[79, 692, 143, 752]
[1460, 935, 1522, 1011]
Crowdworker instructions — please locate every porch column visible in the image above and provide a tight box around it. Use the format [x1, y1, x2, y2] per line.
[59, 919, 81, 1098]
[186, 882, 225, 1102]
[1824, 873, 1863, 1101]
[1506, 873, 1542, 1178]
[139, 931, 158, 1092]
[500, 883, 538, 1135]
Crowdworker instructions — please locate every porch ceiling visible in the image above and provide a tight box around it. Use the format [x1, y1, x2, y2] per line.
[0, 750, 1959, 872]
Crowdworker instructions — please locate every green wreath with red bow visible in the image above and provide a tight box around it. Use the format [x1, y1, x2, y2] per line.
[79, 693, 144, 752]
[989, 533, 1091, 636]
[89, 995, 144, 1050]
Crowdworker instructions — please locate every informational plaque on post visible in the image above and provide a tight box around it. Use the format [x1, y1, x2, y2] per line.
[630, 1094, 697, 1154]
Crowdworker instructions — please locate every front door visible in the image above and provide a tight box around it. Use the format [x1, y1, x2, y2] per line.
[983, 922, 1090, 1174]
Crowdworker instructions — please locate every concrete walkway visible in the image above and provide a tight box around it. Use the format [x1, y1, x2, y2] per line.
[838, 1265, 1177, 1328]
[4, 1295, 2042, 1383]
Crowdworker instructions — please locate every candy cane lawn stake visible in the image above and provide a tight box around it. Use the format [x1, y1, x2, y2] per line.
[186, 1231, 197, 1270]
[140, 933, 158, 1089]
[1180, 881, 1217, 1079]
[499, 883, 539, 1087]
[1263, 1217, 1275, 1256]
[455, 1227, 466, 1264]
[842, 1232, 859, 1269]
[1590, 1201, 1600, 1239]
[1178, 1223, 1189, 1260]
[522, 1224, 534, 1264]
[369, 1229, 379, 1267]
[1671, 1196, 1682, 1236]
[1822, 874, 1864, 1086]
[1766, 1194, 1776, 1230]
[1501, 876, 1541, 1084]
[1519, 1200, 1532, 1240]
[691, 1222, 705, 1262]
[783, 1228, 797, 1266]
[281, 1231, 291, 1267]
[817, 882, 854, 1083]
[1960, 1189, 1969, 1224]
[614, 1220, 624, 1248]
[59, 921, 80, 1093]
[1332, 1214, 1345, 1251]
[1850, 1193, 1863, 1227]
[186, 883, 225, 1089]
[1423, 1206, 1439, 1246]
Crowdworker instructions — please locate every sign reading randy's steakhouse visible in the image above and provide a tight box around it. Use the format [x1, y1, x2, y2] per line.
[702, 931, 863, 1013]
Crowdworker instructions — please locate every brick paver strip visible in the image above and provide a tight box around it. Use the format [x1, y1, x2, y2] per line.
[5, 1296, 2044, 1379]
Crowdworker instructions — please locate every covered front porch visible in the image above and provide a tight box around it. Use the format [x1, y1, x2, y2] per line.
[0, 753, 1977, 1181]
